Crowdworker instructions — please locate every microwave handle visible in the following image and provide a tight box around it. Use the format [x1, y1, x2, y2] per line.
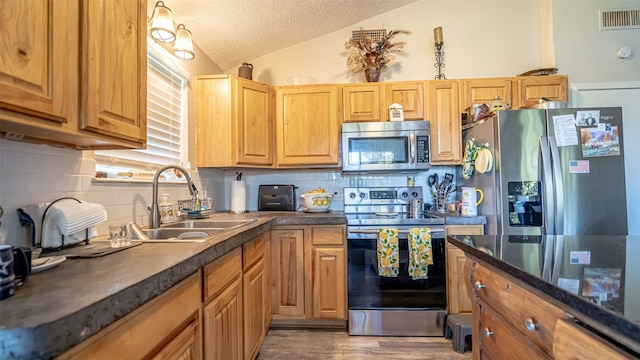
[409, 133, 415, 163]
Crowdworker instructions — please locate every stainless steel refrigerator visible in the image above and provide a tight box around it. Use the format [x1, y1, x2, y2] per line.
[462, 108, 628, 236]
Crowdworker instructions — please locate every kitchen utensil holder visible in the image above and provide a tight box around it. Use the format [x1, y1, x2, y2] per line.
[434, 189, 449, 213]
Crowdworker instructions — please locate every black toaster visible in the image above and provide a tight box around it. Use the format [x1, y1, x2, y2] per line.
[258, 185, 296, 211]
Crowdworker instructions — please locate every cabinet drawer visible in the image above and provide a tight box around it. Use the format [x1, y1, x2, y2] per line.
[473, 263, 565, 356]
[204, 247, 242, 302]
[244, 233, 267, 269]
[311, 226, 345, 245]
[553, 319, 633, 360]
[479, 307, 551, 360]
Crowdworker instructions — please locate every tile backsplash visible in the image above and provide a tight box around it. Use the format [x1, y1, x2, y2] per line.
[0, 139, 458, 247]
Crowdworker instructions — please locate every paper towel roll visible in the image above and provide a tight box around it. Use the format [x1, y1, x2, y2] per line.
[230, 181, 246, 212]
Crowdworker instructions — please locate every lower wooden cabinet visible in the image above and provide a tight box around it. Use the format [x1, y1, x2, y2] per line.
[445, 225, 484, 314]
[271, 225, 347, 323]
[553, 319, 631, 360]
[58, 272, 202, 360]
[203, 247, 243, 360]
[243, 234, 268, 360]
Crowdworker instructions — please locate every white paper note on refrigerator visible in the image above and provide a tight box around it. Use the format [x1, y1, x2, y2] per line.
[552, 114, 579, 146]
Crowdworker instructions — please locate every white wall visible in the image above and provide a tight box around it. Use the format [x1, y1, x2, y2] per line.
[234, 0, 548, 85]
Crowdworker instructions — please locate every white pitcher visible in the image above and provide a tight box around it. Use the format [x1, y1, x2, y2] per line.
[461, 187, 484, 216]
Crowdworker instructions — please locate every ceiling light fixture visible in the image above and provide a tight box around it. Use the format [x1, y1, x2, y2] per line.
[149, 1, 175, 43]
[149, 1, 195, 60]
[173, 24, 195, 60]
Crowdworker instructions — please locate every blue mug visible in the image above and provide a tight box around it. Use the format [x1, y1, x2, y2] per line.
[0, 245, 31, 300]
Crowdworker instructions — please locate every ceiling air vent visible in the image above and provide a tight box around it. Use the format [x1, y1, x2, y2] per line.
[351, 29, 386, 42]
[600, 9, 640, 30]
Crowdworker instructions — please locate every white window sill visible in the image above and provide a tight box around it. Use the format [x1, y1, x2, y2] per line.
[92, 177, 187, 185]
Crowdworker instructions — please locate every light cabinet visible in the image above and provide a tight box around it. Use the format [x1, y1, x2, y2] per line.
[459, 78, 514, 112]
[445, 225, 484, 314]
[383, 81, 425, 120]
[458, 75, 569, 111]
[203, 247, 243, 360]
[271, 229, 306, 317]
[58, 272, 202, 360]
[242, 233, 268, 360]
[516, 75, 568, 109]
[342, 81, 425, 122]
[274, 85, 342, 167]
[195, 75, 274, 167]
[0, 0, 147, 149]
[271, 225, 347, 323]
[427, 80, 462, 164]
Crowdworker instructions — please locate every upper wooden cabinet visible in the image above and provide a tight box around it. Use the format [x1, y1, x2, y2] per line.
[517, 75, 568, 109]
[427, 80, 462, 165]
[274, 85, 342, 167]
[0, 0, 147, 149]
[342, 84, 383, 122]
[383, 81, 425, 121]
[458, 75, 568, 111]
[79, 0, 147, 145]
[196, 75, 274, 167]
[459, 78, 514, 112]
[342, 81, 425, 122]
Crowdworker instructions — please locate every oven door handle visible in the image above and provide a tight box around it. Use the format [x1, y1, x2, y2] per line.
[349, 228, 444, 234]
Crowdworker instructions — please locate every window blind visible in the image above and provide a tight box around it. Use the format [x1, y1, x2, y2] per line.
[96, 54, 187, 168]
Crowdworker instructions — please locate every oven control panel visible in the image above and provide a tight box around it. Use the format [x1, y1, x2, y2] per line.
[344, 186, 423, 205]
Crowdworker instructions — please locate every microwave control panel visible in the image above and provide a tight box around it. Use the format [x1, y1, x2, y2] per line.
[416, 135, 430, 163]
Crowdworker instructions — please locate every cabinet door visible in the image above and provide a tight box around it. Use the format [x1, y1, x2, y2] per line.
[445, 225, 484, 314]
[271, 229, 306, 317]
[517, 75, 568, 109]
[342, 84, 382, 122]
[243, 259, 266, 360]
[312, 247, 346, 319]
[383, 81, 425, 120]
[459, 78, 514, 112]
[428, 80, 462, 164]
[237, 79, 274, 165]
[275, 85, 342, 166]
[80, 0, 146, 144]
[150, 320, 201, 360]
[203, 277, 243, 360]
[0, 0, 76, 124]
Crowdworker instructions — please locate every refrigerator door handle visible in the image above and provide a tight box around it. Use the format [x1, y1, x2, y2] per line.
[549, 137, 565, 235]
[539, 136, 555, 235]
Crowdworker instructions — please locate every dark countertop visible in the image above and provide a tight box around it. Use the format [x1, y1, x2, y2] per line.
[427, 211, 487, 225]
[0, 211, 346, 360]
[448, 234, 640, 354]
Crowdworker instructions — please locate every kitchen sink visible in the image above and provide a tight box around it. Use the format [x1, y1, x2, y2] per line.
[140, 228, 225, 242]
[161, 219, 259, 230]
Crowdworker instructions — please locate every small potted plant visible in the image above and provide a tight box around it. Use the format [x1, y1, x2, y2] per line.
[344, 29, 411, 82]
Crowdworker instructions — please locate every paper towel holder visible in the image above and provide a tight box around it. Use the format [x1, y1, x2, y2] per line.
[229, 209, 250, 214]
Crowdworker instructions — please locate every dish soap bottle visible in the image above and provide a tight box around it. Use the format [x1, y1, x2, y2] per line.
[159, 193, 175, 224]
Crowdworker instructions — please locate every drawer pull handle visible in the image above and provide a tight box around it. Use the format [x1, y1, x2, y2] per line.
[525, 318, 538, 332]
[484, 327, 494, 337]
[475, 281, 485, 290]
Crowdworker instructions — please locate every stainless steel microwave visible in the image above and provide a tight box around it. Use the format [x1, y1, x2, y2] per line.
[341, 121, 431, 172]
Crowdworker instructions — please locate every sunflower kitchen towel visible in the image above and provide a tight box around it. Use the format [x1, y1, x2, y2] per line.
[377, 228, 399, 277]
[408, 228, 433, 279]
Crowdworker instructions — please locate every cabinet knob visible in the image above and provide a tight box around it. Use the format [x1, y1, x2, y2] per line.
[525, 318, 538, 332]
[475, 281, 485, 290]
[484, 327, 494, 337]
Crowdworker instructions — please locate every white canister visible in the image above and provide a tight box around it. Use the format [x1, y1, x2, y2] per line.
[461, 187, 484, 216]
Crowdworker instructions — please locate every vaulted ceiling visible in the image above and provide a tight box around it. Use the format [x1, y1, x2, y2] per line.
[151, 0, 417, 71]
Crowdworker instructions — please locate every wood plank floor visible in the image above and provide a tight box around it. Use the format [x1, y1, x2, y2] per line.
[256, 329, 472, 360]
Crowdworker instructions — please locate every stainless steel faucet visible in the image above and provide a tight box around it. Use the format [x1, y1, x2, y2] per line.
[150, 165, 199, 229]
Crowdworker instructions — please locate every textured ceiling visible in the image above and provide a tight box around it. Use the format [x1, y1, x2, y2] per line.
[152, 0, 417, 71]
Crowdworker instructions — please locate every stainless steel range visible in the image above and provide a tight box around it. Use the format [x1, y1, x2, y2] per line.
[344, 186, 447, 336]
